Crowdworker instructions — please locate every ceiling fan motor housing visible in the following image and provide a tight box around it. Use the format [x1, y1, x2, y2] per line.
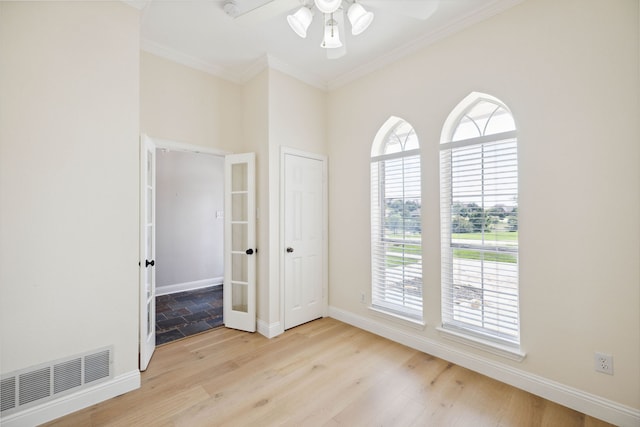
[314, 0, 342, 14]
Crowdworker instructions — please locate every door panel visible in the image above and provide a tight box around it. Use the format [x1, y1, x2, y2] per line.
[284, 153, 325, 330]
[140, 135, 156, 371]
[224, 153, 256, 332]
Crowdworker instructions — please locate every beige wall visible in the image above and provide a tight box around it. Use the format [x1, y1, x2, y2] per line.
[241, 69, 327, 328]
[328, 0, 639, 409]
[0, 1, 140, 376]
[155, 151, 225, 289]
[140, 52, 242, 152]
[268, 69, 327, 156]
[267, 69, 327, 326]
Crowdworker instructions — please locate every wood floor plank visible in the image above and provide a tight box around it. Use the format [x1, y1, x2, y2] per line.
[43, 318, 615, 427]
[201, 322, 378, 425]
[242, 330, 411, 426]
[279, 334, 415, 426]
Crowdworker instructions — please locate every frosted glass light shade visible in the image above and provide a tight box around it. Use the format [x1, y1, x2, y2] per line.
[314, 0, 341, 14]
[287, 7, 313, 38]
[321, 21, 342, 48]
[348, 3, 373, 35]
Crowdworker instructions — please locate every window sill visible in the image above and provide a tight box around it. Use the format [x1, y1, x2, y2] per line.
[437, 326, 526, 362]
[369, 306, 426, 331]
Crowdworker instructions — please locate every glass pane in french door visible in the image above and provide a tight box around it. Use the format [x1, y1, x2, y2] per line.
[232, 283, 248, 313]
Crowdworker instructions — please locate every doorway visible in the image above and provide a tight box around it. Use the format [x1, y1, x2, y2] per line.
[140, 135, 257, 370]
[154, 148, 225, 345]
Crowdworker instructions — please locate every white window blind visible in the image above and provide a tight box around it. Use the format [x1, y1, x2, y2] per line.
[440, 96, 519, 345]
[371, 118, 422, 321]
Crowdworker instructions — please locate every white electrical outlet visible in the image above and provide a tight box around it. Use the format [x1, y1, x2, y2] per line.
[360, 292, 365, 303]
[594, 352, 613, 375]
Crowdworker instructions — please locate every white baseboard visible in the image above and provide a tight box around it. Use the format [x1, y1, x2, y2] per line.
[257, 319, 283, 339]
[155, 277, 223, 296]
[328, 306, 640, 427]
[0, 370, 140, 427]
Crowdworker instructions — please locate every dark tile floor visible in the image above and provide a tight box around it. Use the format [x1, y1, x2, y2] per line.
[155, 285, 223, 345]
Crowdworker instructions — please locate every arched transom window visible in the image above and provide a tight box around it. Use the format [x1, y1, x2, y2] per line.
[440, 93, 520, 347]
[370, 116, 422, 321]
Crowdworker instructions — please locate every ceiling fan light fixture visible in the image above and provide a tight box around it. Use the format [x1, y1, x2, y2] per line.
[347, 3, 374, 35]
[287, 6, 313, 38]
[314, 0, 342, 14]
[321, 18, 342, 49]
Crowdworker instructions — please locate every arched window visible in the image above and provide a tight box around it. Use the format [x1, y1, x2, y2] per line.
[440, 93, 519, 346]
[371, 117, 422, 321]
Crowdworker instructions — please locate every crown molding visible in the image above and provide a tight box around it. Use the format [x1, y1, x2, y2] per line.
[327, 0, 525, 91]
[238, 55, 270, 83]
[141, 41, 328, 91]
[265, 55, 328, 91]
[219, 54, 328, 91]
[141, 39, 244, 84]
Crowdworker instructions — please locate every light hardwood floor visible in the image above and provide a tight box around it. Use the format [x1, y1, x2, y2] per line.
[44, 318, 613, 427]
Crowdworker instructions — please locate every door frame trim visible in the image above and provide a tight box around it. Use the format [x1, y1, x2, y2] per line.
[150, 136, 231, 157]
[279, 147, 329, 333]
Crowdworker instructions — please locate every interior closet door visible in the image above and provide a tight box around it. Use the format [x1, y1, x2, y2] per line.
[283, 150, 327, 330]
[223, 153, 257, 332]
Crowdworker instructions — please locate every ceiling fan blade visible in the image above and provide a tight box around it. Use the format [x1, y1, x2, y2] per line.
[232, 0, 301, 25]
[361, 0, 438, 20]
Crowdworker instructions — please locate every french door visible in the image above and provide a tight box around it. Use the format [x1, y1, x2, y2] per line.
[139, 135, 156, 371]
[223, 153, 257, 332]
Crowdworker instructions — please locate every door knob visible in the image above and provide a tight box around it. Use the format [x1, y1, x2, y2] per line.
[245, 248, 254, 255]
[286, 247, 294, 253]
[145, 259, 155, 267]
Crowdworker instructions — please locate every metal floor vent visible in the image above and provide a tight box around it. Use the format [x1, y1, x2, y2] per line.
[0, 346, 113, 417]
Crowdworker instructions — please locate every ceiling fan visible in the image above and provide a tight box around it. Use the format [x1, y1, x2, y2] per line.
[223, 0, 439, 58]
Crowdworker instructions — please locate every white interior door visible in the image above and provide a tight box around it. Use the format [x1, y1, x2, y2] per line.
[139, 135, 156, 370]
[283, 151, 327, 330]
[224, 153, 256, 332]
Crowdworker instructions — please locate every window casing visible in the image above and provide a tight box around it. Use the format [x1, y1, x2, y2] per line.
[371, 117, 422, 321]
[440, 94, 519, 346]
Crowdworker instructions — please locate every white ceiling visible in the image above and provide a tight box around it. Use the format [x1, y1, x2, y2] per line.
[133, 0, 523, 90]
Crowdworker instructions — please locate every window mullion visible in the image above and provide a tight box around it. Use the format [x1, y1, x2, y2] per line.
[481, 143, 486, 331]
